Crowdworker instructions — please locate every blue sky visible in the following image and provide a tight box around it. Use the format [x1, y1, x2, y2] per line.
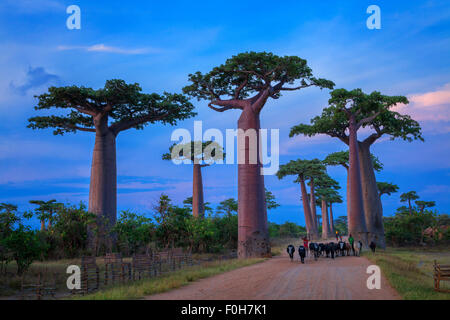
[0, 0, 449, 228]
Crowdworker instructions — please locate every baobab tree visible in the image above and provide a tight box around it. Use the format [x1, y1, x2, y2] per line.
[291, 88, 422, 247]
[163, 141, 224, 218]
[305, 159, 326, 235]
[324, 150, 382, 219]
[377, 182, 399, 199]
[277, 159, 326, 239]
[400, 191, 420, 215]
[28, 80, 195, 245]
[415, 200, 436, 214]
[327, 191, 343, 234]
[29, 200, 62, 231]
[183, 52, 334, 257]
[314, 174, 340, 240]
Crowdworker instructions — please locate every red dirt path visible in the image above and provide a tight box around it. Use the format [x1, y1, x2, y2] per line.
[145, 252, 400, 300]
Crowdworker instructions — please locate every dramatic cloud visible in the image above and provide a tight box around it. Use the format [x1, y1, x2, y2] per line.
[9, 66, 60, 95]
[393, 83, 450, 123]
[57, 44, 161, 55]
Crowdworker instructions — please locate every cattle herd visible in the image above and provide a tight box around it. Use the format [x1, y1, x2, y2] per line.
[286, 240, 366, 263]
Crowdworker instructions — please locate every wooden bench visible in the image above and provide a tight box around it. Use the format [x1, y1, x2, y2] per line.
[434, 260, 450, 293]
[132, 254, 154, 280]
[104, 253, 131, 285]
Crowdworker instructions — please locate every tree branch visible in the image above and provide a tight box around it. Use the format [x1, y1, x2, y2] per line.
[110, 112, 170, 135]
[357, 111, 381, 129]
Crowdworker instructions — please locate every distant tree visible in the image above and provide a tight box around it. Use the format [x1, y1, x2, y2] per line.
[163, 141, 223, 218]
[182, 196, 213, 216]
[277, 159, 326, 239]
[265, 189, 280, 211]
[28, 80, 195, 246]
[29, 200, 62, 231]
[314, 174, 340, 239]
[2, 225, 47, 275]
[377, 182, 399, 198]
[216, 198, 238, 216]
[415, 201, 436, 214]
[400, 191, 420, 215]
[183, 51, 334, 258]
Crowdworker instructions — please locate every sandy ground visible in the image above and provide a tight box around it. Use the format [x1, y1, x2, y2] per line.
[145, 252, 401, 300]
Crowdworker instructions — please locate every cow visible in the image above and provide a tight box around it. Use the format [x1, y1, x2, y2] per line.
[369, 241, 376, 253]
[355, 241, 363, 256]
[318, 243, 326, 256]
[298, 245, 306, 264]
[309, 242, 320, 261]
[345, 242, 351, 256]
[328, 242, 336, 259]
[338, 241, 346, 256]
[324, 243, 331, 258]
[287, 244, 295, 261]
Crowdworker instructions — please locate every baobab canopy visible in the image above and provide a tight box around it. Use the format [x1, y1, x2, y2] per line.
[183, 51, 335, 111]
[28, 79, 195, 135]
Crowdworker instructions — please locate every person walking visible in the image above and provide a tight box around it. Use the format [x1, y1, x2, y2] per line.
[335, 230, 339, 241]
[348, 234, 355, 256]
[303, 236, 309, 257]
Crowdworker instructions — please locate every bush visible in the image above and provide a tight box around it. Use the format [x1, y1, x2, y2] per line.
[2, 224, 47, 275]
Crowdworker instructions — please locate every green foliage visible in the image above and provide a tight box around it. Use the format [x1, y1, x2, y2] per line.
[216, 198, 238, 216]
[113, 211, 155, 256]
[162, 141, 224, 164]
[265, 189, 280, 210]
[377, 182, 399, 197]
[268, 222, 306, 238]
[323, 150, 383, 171]
[400, 191, 420, 203]
[277, 158, 325, 182]
[183, 52, 334, 102]
[48, 203, 96, 258]
[334, 216, 348, 235]
[1, 224, 47, 275]
[290, 88, 423, 146]
[28, 79, 196, 136]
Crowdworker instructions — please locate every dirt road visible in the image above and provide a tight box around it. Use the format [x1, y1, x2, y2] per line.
[146, 252, 400, 300]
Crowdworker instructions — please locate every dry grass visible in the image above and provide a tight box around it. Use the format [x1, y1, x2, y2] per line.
[76, 258, 265, 300]
[363, 247, 450, 300]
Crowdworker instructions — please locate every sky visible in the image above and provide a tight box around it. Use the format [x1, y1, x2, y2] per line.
[0, 0, 449, 229]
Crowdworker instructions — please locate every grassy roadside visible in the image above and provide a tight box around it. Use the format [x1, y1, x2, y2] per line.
[363, 247, 450, 300]
[76, 258, 265, 300]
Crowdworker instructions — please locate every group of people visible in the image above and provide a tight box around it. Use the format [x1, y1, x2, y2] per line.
[286, 234, 377, 263]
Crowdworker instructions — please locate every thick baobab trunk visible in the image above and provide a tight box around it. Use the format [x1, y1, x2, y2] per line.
[329, 202, 335, 234]
[299, 178, 316, 239]
[309, 178, 319, 239]
[40, 220, 46, 232]
[88, 122, 117, 250]
[192, 164, 205, 218]
[321, 200, 331, 239]
[237, 106, 270, 258]
[347, 115, 368, 246]
[358, 142, 386, 249]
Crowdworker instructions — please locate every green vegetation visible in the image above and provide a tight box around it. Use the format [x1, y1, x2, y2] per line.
[77, 258, 265, 300]
[364, 247, 450, 300]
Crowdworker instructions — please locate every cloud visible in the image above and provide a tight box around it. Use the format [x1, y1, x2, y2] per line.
[9, 66, 59, 95]
[421, 184, 450, 195]
[57, 44, 161, 55]
[393, 83, 450, 123]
